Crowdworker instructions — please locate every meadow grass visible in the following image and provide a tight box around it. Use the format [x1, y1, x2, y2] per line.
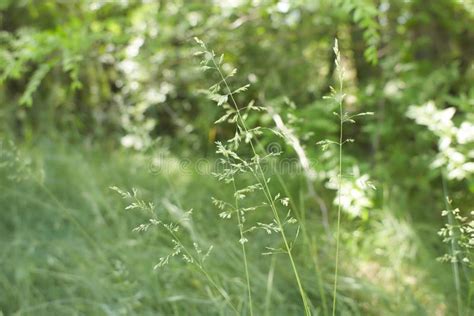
[0, 137, 463, 315]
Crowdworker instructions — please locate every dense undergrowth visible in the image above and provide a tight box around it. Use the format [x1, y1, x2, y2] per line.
[0, 139, 464, 315]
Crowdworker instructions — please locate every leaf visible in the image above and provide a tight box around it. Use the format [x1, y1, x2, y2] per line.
[20, 63, 51, 107]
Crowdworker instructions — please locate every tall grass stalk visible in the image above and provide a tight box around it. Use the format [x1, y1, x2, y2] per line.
[441, 173, 463, 316]
[259, 107, 329, 314]
[331, 39, 344, 316]
[233, 109, 328, 314]
[214, 59, 312, 316]
[214, 61, 312, 316]
[229, 157, 254, 316]
[325, 39, 373, 315]
[195, 38, 312, 315]
[272, 171, 328, 315]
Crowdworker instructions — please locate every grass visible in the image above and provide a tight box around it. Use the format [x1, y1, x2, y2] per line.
[0, 137, 462, 315]
[0, 139, 317, 315]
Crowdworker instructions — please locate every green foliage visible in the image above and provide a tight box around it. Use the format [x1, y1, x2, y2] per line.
[19, 64, 51, 107]
[336, 0, 380, 64]
[0, 0, 473, 315]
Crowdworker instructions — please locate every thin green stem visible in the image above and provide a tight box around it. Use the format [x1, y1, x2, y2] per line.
[441, 173, 463, 316]
[239, 219, 254, 316]
[248, 143, 311, 315]
[331, 97, 343, 316]
[228, 160, 254, 316]
[276, 174, 328, 316]
[332, 52, 344, 315]
[210, 53, 311, 315]
[197, 42, 312, 313]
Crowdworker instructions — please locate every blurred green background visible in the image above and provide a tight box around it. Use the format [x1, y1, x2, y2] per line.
[0, 0, 473, 315]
